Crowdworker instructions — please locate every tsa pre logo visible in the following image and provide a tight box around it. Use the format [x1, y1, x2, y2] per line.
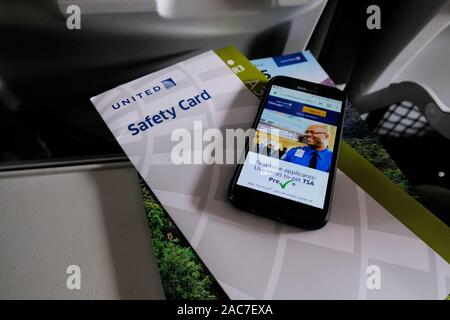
[269, 177, 295, 189]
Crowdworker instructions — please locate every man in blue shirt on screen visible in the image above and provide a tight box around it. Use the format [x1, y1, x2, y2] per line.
[281, 124, 333, 173]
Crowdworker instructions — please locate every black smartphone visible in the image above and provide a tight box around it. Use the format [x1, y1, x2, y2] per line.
[228, 76, 346, 229]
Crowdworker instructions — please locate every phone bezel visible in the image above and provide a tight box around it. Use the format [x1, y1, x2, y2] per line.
[228, 76, 347, 229]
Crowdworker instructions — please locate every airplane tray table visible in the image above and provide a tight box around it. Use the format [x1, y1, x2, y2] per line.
[0, 160, 165, 299]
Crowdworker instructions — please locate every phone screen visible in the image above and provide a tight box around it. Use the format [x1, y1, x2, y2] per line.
[236, 84, 343, 209]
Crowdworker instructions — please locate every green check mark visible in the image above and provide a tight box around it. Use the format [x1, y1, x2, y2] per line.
[279, 179, 293, 189]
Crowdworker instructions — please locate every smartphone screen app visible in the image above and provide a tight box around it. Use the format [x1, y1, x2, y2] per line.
[236, 85, 343, 209]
